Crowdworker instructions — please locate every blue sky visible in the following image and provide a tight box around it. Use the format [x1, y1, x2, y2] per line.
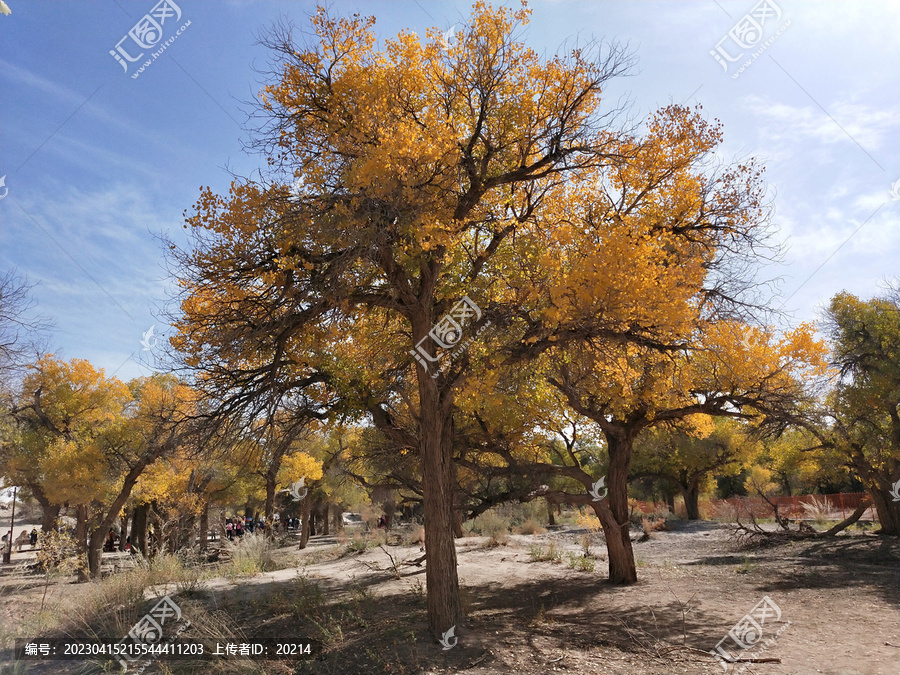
[2, 0, 898, 382]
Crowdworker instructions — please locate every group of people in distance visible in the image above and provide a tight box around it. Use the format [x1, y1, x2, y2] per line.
[1, 527, 39, 553]
[224, 515, 299, 540]
[0, 514, 308, 560]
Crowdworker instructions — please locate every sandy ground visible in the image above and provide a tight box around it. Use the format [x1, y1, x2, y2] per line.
[1, 520, 898, 675]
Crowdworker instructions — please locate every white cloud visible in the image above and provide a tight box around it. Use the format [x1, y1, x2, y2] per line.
[741, 95, 899, 152]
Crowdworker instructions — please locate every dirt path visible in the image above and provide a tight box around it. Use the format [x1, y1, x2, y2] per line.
[1, 522, 898, 674]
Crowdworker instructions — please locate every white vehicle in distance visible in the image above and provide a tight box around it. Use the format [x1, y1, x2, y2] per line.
[341, 513, 364, 527]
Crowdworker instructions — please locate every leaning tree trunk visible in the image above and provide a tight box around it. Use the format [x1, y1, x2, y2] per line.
[420, 384, 462, 638]
[264, 469, 277, 526]
[600, 433, 637, 584]
[683, 477, 701, 520]
[87, 457, 163, 577]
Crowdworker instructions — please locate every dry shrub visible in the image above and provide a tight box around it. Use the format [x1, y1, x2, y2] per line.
[470, 510, 510, 539]
[401, 524, 425, 547]
[642, 515, 668, 533]
[801, 495, 836, 524]
[528, 540, 561, 563]
[486, 532, 509, 547]
[516, 519, 546, 535]
[223, 533, 276, 578]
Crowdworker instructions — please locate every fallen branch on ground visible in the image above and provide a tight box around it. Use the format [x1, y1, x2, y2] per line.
[732, 496, 873, 545]
[658, 645, 781, 663]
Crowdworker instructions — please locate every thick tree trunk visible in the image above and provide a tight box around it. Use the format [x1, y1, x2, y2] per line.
[198, 503, 209, 552]
[118, 511, 129, 551]
[308, 502, 318, 536]
[30, 484, 60, 533]
[383, 498, 396, 530]
[849, 452, 899, 536]
[74, 505, 90, 581]
[589, 496, 634, 582]
[322, 503, 330, 536]
[87, 528, 106, 579]
[132, 503, 149, 557]
[683, 478, 701, 520]
[420, 390, 461, 637]
[41, 503, 61, 534]
[601, 433, 637, 584]
[870, 487, 900, 536]
[299, 497, 311, 549]
[147, 507, 163, 557]
[452, 509, 464, 538]
[179, 513, 196, 551]
[666, 492, 675, 514]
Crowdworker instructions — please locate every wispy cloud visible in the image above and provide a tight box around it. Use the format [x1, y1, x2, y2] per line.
[742, 95, 899, 152]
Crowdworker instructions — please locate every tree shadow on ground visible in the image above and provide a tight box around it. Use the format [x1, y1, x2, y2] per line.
[685, 534, 900, 605]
